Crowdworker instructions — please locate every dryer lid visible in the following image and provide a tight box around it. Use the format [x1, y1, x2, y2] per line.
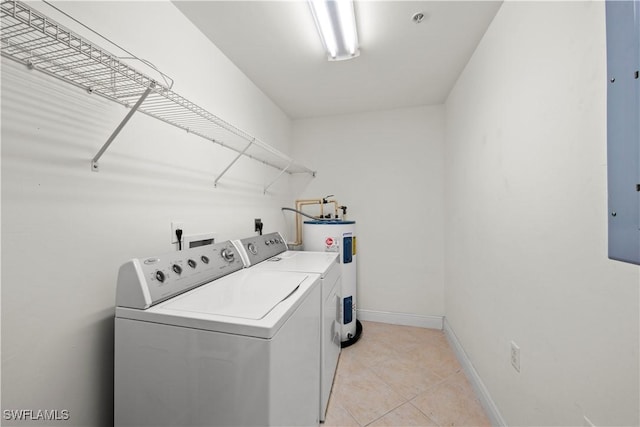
[260, 251, 338, 274]
[158, 270, 309, 320]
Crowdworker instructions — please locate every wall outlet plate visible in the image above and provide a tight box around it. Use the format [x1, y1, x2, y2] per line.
[171, 221, 184, 244]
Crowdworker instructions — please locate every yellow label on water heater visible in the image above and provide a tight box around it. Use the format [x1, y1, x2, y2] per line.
[352, 236, 357, 256]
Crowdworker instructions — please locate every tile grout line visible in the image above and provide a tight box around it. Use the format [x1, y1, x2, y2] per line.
[407, 400, 442, 426]
[331, 359, 409, 426]
[358, 343, 451, 427]
[361, 399, 407, 427]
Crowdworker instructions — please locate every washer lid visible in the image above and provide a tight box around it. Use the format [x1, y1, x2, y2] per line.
[159, 270, 306, 320]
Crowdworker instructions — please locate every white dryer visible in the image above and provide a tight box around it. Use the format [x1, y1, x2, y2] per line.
[114, 240, 321, 426]
[233, 232, 341, 422]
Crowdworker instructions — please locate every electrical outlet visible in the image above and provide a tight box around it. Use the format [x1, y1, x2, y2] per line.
[171, 221, 184, 244]
[510, 341, 521, 372]
[255, 218, 262, 232]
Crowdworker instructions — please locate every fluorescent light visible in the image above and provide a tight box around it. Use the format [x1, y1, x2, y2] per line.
[308, 0, 360, 61]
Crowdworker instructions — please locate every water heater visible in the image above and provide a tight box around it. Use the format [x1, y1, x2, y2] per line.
[303, 220, 357, 343]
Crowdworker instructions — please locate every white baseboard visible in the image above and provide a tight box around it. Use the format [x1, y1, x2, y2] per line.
[356, 309, 444, 330]
[443, 318, 506, 427]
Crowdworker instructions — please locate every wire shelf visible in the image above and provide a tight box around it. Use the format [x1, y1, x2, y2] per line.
[0, 0, 316, 188]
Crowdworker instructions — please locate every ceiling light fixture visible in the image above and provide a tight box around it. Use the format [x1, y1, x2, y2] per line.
[308, 0, 360, 61]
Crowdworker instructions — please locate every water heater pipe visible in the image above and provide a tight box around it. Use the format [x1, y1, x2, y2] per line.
[284, 197, 341, 246]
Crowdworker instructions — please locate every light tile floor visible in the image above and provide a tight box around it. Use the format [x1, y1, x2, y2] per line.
[323, 321, 491, 427]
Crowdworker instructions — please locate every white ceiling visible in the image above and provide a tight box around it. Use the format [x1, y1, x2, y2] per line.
[174, 1, 502, 119]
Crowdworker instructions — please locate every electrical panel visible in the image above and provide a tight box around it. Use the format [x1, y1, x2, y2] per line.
[606, 0, 640, 265]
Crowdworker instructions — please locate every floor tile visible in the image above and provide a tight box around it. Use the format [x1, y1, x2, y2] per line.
[323, 394, 359, 427]
[368, 402, 439, 427]
[324, 321, 491, 427]
[404, 342, 463, 380]
[330, 364, 405, 426]
[365, 322, 450, 352]
[369, 351, 443, 400]
[338, 329, 404, 369]
[410, 371, 491, 427]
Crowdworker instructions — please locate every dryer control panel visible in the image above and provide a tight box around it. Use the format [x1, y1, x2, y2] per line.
[233, 232, 288, 267]
[116, 240, 243, 309]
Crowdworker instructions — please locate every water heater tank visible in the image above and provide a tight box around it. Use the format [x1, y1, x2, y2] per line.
[303, 220, 357, 342]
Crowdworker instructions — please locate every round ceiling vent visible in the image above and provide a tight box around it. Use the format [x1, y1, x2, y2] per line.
[412, 12, 426, 24]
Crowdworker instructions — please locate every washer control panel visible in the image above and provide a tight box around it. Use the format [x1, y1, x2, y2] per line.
[232, 232, 288, 267]
[116, 240, 243, 309]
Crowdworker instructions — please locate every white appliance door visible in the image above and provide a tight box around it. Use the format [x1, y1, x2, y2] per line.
[321, 275, 342, 421]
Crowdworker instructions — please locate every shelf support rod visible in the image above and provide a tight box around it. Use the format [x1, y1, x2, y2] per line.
[91, 83, 154, 172]
[264, 160, 293, 195]
[214, 139, 255, 187]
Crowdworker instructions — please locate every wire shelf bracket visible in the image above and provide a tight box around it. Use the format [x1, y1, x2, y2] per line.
[214, 139, 255, 188]
[0, 0, 316, 188]
[91, 84, 154, 172]
[264, 160, 293, 195]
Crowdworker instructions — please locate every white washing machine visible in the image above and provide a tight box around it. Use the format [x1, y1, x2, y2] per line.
[232, 232, 341, 422]
[114, 240, 321, 426]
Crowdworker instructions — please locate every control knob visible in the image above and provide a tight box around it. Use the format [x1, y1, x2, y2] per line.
[247, 243, 257, 255]
[155, 270, 165, 283]
[172, 264, 183, 275]
[188, 259, 197, 268]
[221, 248, 235, 262]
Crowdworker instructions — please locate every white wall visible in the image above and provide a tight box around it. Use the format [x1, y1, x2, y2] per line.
[1, 2, 297, 425]
[292, 106, 445, 321]
[445, 2, 639, 426]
